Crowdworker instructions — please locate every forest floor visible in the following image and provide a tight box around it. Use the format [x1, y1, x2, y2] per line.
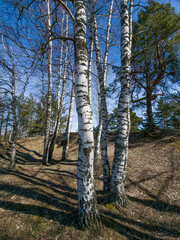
[0, 129, 180, 240]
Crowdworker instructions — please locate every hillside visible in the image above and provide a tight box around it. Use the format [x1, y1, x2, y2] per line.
[0, 130, 180, 240]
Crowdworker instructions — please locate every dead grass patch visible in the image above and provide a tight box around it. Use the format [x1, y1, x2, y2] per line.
[0, 130, 180, 239]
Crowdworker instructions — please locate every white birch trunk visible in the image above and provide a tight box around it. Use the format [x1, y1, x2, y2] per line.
[129, 0, 133, 55]
[74, 0, 100, 230]
[103, 0, 113, 81]
[57, 30, 64, 111]
[88, 25, 93, 110]
[48, 13, 69, 162]
[10, 57, 17, 169]
[111, 0, 131, 207]
[43, 0, 53, 165]
[62, 70, 75, 159]
[94, 81, 102, 167]
[125, 0, 133, 167]
[91, 1, 113, 193]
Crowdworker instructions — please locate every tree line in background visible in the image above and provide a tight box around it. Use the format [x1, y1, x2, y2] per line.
[0, 93, 67, 139]
[0, 0, 179, 231]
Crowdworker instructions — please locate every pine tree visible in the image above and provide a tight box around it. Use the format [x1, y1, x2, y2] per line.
[131, 1, 180, 130]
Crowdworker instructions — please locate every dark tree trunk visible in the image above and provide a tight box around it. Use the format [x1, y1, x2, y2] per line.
[4, 111, 10, 141]
[146, 89, 155, 130]
[94, 109, 102, 167]
[0, 113, 4, 137]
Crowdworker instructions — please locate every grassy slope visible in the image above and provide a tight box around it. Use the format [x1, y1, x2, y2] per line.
[0, 130, 180, 240]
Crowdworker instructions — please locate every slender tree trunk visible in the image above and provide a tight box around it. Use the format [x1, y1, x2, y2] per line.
[62, 71, 75, 160]
[10, 63, 17, 169]
[4, 111, 10, 141]
[91, 1, 113, 193]
[47, 16, 63, 160]
[146, 89, 155, 129]
[94, 109, 102, 167]
[0, 113, 4, 137]
[48, 13, 69, 162]
[94, 0, 113, 171]
[94, 81, 102, 167]
[88, 25, 93, 110]
[125, 0, 133, 167]
[57, 15, 65, 112]
[129, 0, 133, 55]
[103, 0, 113, 81]
[43, 0, 52, 165]
[74, 0, 100, 230]
[111, 0, 131, 208]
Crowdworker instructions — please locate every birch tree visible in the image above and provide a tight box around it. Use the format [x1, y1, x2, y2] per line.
[48, 12, 69, 162]
[0, 34, 18, 169]
[111, 0, 131, 207]
[43, 0, 53, 165]
[74, 0, 100, 230]
[91, 0, 113, 193]
[9, 56, 17, 169]
[62, 69, 75, 160]
[88, 20, 93, 111]
[4, 111, 10, 141]
[94, 81, 102, 167]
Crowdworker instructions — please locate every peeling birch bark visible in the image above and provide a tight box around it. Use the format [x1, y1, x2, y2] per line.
[74, 0, 100, 230]
[111, 0, 131, 208]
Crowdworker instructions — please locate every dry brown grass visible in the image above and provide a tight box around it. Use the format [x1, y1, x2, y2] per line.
[0, 130, 180, 240]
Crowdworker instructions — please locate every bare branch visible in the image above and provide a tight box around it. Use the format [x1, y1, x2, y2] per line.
[54, 0, 75, 21]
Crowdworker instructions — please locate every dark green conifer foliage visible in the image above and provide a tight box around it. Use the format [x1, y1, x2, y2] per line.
[131, 0, 180, 130]
[155, 93, 180, 129]
[108, 108, 142, 132]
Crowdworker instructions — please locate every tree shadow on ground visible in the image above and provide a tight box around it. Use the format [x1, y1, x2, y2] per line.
[38, 168, 77, 179]
[17, 143, 42, 158]
[0, 167, 78, 228]
[15, 150, 42, 165]
[0, 149, 42, 166]
[101, 211, 180, 240]
[0, 200, 78, 227]
[96, 152, 180, 239]
[103, 209, 180, 238]
[129, 196, 180, 214]
[128, 129, 180, 148]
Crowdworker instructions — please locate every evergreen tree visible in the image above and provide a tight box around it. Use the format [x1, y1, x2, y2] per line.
[108, 108, 142, 132]
[17, 94, 36, 137]
[131, 1, 180, 130]
[155, 92, 180, 129]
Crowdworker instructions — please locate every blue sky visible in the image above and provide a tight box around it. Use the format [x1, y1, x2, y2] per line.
[71, 0, 180, 132]
[0, 0, 179, 132]
[166, 0, 180, 12]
